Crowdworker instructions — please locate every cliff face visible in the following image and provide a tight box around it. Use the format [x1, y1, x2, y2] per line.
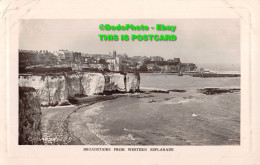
[81, 73, 105, 95]
[19, 87, 43, 145]
[65, 73, 83, 98]
[19, 75, 49, 106]
[19, 72, 140, 106]
[103, 73, 125, 92]
[19, 75, 68, 106]
[126, 73, 140, 92]
[48, 75, 67, 106]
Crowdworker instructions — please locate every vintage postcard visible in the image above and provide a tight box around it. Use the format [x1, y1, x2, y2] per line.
[18, 19, 241, 146]
[1, 0, 259, 165]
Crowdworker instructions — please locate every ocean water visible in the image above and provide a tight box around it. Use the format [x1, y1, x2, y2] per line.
[75, 73, 240, 145]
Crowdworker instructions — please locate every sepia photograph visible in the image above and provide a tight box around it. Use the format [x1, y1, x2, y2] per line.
[18, 19, 241, 145]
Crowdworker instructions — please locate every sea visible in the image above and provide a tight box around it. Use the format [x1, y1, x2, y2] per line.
[71, 73, 240, 145]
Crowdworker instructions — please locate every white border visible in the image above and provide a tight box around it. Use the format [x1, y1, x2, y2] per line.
[1, 0, 259, 164]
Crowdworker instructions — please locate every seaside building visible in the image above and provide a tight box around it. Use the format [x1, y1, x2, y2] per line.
[19, 50, 57, 67]
[150, 56, 164, 62]
[167, 57, 181, 64]
[180, 63, 197, 72]
[19, 49, 198, 73]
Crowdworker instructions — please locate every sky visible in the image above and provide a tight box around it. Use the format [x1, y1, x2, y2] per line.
[19, 19, 240, 70]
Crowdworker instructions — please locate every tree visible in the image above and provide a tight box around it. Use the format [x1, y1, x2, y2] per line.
[144, 59, 151, 65]
[99, 59, 107, 64]
[139, 64, 148, 72]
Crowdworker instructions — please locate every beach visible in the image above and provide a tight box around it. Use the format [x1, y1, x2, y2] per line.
[40, 73, 240, 145]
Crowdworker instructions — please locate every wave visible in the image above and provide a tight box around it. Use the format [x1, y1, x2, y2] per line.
[86, 122, 110, 145]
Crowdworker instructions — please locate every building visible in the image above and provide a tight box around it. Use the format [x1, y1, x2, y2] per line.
[180, 63, 197, 72]
[146, 64, 155, 71]
[73, 52, 82, 63]
[150, 56, 164, 62]
[19, 50, 57, 67]
[81, 63, 108, 70]
[167, 57, 181, 64]
[167, 65, 179, 72]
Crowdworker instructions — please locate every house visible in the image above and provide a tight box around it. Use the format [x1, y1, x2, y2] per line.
[150, 56, 164, 62]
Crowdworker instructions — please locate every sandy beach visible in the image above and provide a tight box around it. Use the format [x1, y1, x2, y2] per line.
[41, 95, 124, 145]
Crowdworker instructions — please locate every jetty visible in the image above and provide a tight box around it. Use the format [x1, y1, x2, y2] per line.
[191, 72, 240, 78]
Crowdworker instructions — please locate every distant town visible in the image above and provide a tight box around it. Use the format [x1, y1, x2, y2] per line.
[19, 49, 201, 74]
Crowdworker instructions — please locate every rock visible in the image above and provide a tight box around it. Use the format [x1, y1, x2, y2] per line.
[191, 73, 240, 78]
[168, 89, 186, 93]
[19, 72, 141, 106]
[198, 88, 240, 95]
[164, 97, 175, 101]
[149, 90, 170, 94]
[65, 72, 83, 98]
[68, 95, 120, 105]
[19, 75, 49, 106]
[148, 99, 157, 103]
[59, 100, 71, 106]
[19, 75, 68, 106]
[183, 96, 194, 99]
[126, 73, 140, 92]
[81, 72, 105, 95]
[19, 87, 43, 145]
[148, 89, 185, 94]
[103, 73, 125, 92]
[47, 75, 67, 106]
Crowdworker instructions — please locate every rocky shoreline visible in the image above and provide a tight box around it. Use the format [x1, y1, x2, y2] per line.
[41, 93, 141, 145]
[191, 72, 240, 78]
[19, 73, 240, 145]
[19, 71, 141, 145]
[198, 88, 240, 95]
[22, 90, 128, 145]
[19, 71, 140, 107]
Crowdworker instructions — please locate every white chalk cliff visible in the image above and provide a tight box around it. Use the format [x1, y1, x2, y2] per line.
[19, 72, 140, 106]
